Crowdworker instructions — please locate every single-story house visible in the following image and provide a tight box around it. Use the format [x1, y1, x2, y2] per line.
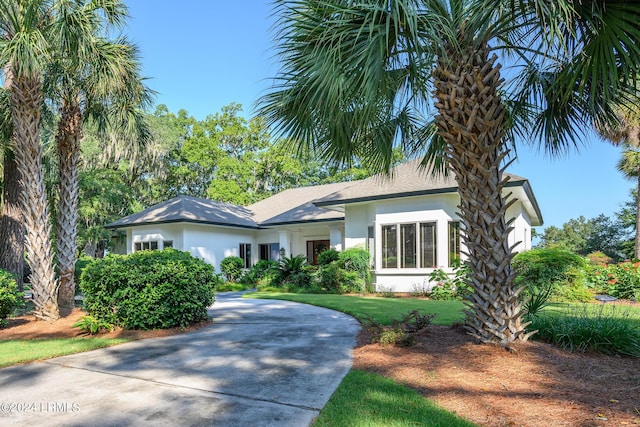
[105, 159, 543, 292]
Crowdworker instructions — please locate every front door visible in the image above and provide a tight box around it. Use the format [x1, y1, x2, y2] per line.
[306, 240, 330, 265]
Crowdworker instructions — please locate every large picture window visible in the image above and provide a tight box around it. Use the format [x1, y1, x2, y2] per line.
[449, 221, 461, 266]
[382, 222, 437, 269]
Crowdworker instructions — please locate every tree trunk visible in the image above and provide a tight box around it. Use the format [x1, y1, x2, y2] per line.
[10, 74, 59, 321]
[635, 173, 640, 259]
[0, 65, 25, 290]
[433, 43, 530, 345]
[0, 151, 25, 290]
[56, 99, 82, 312]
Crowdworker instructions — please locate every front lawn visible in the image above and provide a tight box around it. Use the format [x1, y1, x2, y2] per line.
[0, 337, 131, 368]
[244, 292, 466, 325]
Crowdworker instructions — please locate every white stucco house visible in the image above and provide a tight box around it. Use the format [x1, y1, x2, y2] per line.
[106, 159, 543, 292]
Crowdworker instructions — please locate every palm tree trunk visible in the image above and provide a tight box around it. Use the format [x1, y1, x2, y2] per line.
[56, 99, 81, 312]
[434, 43, 529, 345]
[0, 65, 25, 290]
[635, 173, 640, 259]
[10, 74, 59, 321]
[0, 150, 25, 290]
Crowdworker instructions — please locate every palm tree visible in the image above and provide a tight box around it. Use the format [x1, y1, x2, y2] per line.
[0, 69, 25, 290]
[0, 0, 60, 320]
[597, 101, 640, 259]
[46, 0, 152, 311]
[259, 0, 640, 345]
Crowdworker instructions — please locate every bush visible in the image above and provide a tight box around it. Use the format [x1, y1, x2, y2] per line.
[530, 305, 640, 357]
[318, 249, 339, 266]
[80, 249, 218, 329]
[427, 261, 472, 301]
[72, 315, 114, 334]
[338, 248, 371, 292]
[362, 310, 436, 347]
[74, 255, 95, 291]
[220, 256, 244, 283]
[583, 261, 640, 300]
[513, 248, 590, 311]
[240, 260, 277, 285]
[0, 269, 23, 326]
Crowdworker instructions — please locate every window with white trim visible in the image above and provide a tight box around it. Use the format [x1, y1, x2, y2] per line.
[381, 222, 437, 269]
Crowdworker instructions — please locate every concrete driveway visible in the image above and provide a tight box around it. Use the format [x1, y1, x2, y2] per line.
[0, 292, 360, 426]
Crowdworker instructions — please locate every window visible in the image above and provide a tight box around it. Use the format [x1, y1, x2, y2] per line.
[381, 225, 397, 268]
[420, 223, 437, 268]
[239, 243, 251, 268]
[449, 221, 461, 266]
[382, 222, 438, 269]
[400, 224, 416, 268]
[163, 240, 173, 249]
[134, 241, 158, 252]
[259, 243, 279, 261]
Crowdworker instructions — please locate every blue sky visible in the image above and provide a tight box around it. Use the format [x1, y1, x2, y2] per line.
[123, 0, 633, 232]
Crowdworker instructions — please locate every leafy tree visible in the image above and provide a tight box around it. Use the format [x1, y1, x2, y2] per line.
[259, 0, 640, 345]
[538, 215, 626, 261]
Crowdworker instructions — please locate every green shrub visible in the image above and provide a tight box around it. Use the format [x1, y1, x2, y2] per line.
[220, 256, 244, 283]
[338, 248, 371, 292]
[317, 249, 339, 266]
[583, 261, 640, 300]
[427, 261, 472, 301]
[240, 259, 277, 285]
[72, 315, 114, 334]
[363, 310, 436, 347]
[513, 248, 590, 308]
[530, 305, 640, 357]
[215, 282, 253, 292]
[80, 249, 218, 329]
[74, 255, 95, 288]
[0, 270, 23, 326]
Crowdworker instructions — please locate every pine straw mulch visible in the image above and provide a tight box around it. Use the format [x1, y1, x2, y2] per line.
[2, 307, 640, 426]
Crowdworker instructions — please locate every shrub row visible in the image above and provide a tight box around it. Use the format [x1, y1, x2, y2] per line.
[80, 249, 219, 329]
[230, 247, 372, 294]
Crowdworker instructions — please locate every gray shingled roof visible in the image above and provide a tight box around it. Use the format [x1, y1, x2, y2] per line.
[105, 196, 258, 229]
[314, 158, 528, 206]
[247, 181, 353, 225]
[106, 159, 541, 229]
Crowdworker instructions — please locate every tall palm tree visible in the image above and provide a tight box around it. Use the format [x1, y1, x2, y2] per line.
[0, 0, 60, 320]
[259, 0, 640, 345]
[597, 102, 640, 258]
[46, 0, 151, 311]
[0, 69, 25, 290]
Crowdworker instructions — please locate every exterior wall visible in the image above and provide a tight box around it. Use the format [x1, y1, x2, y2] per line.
[368, 194, 462, 292]
[343, 193, 534, 293]
[129, 224, 184, 253]
[182, 224, 256, 272]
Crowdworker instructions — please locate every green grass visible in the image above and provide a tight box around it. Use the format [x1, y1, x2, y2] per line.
[312, 370, 477, 427]
[531, 302, 640, 356]
[0, 337, 131, 368]
[244, 292, 465, 325]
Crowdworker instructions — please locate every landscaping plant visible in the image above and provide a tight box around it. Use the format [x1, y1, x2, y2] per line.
[220, 256, 244, 283]
[80, 249, 218, 329]
[0, 269, 23, 327]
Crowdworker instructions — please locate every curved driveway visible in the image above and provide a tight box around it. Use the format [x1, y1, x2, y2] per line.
[0, 292, 360, 426]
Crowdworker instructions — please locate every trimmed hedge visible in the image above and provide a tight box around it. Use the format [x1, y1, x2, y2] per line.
[80, 249, 218, 329]
[0, 269, 22, 325]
